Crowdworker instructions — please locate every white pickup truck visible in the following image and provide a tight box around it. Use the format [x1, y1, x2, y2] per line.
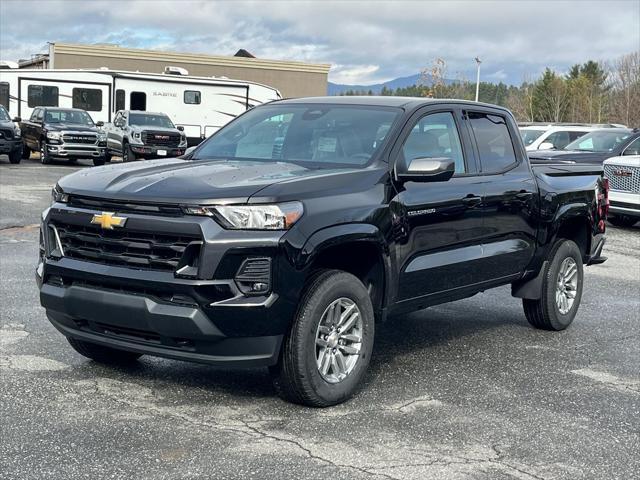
[103, 110, 187, 162]
[604, 154, 640, 227]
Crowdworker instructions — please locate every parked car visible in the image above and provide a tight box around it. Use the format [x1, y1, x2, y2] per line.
[604, 154, 640, 227]
[103, 110, 187, 162]
[0, 105, 23, 164]
[20, 107, 107, 166]
[529, 128, 640, 164]
[519, 125, 595, 151]
[37, 97, 608, 407]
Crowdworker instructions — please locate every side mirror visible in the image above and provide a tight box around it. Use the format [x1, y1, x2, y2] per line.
[12, 117, 21, 123]
[177, 125, 184, 132]
[539, 142, 555, 150]
[397, 157, 455, 183]
[96, 121, 104, 127]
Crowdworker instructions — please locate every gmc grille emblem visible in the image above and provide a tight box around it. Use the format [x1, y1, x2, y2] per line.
[155, 135, 170, 140]
[612, 169, 633, 177]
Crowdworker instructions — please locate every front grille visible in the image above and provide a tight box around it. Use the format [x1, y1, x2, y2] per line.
[142, 130, 181, 147]
[67, 196, 183, 216]
[605, 164, 640, 193]
[62, 134, 97, 144]
[0, 128, 13, 140]
[51, 221, 202, 272]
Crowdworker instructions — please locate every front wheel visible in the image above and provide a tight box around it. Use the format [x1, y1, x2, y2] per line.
[271, 270, 375, 407]
[122, 142, 135, 162]
[523, 239, 584, 331]
[67, 337, 142, 365]
[39, 140, 51, 165]
[93, 156, 106, 166]
[9, 149, 21, 164]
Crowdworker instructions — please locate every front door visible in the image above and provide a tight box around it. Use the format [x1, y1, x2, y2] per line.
[390, 108, 485, 307]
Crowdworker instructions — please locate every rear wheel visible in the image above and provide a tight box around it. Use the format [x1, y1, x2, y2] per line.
[271, 270, 374, 407]
[523, 239, 583, 331]
[9, 149, 21, 164]
[608, 215, 637, 228]
[39, 140, 51, 165]
[67, 337, 142, 365]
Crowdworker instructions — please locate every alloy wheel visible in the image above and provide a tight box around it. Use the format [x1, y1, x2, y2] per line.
[556, 257, 578, 314]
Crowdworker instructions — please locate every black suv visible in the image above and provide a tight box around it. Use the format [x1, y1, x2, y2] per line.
[0, 105, 23, 164]
[37, 97, 608, 406]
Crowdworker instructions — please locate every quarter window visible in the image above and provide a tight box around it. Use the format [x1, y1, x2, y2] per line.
[28, 85, 59, 108]
[402, 112, 466, 173]
[72, 88, 102, 111]
[184, 90, 201, 104]
[0, 82, 9, 109]
[467, 112, 517, 172]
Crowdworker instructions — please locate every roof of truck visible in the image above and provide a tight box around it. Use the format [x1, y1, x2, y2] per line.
[276, 96, 511, 112]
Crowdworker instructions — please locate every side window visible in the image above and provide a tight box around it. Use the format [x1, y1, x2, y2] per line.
[115, 90, 125, 111]
[545, 131, 571, 149]
[0, 82, 9, 109]
[467, 112, 517, 172]
[401, 111, 466, 173]
[30, 108, 40, 122]
[184, 90, 201, 104]
[27, 85, 58, 108]
[623, 137, 640, 156]
[72, 88, 102, 111]
[569, 131, 588, 142]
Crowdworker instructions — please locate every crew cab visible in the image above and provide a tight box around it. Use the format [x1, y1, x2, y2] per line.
[36, 97, 608, 407]
[19, 108, 107, 166]
[529, 128, 640, 164]
[103, 110, 187, 162]
[0, 105, 23, 164]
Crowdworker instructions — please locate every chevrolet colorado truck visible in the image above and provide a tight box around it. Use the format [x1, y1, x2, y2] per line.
[37, 97, 608, 407]
[103, 110, 187, 162]
[0, 105, 22, 164]
[20, 107, 107, 166]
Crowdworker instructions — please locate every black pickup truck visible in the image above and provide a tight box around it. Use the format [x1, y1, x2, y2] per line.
[37, 97, 608, 407]
[20, 107, 107, 166]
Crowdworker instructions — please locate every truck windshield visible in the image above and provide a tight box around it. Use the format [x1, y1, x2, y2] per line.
[564, 130, 632, 152]
[45, 110, 94, 125]
[519, 128, 545, 146]
[193, 104, 401, 168]
[129, 113, 175, 128]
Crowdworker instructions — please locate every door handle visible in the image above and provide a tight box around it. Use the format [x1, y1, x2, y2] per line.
[516, 191, 533, 200]
[462, 195, 482, 206]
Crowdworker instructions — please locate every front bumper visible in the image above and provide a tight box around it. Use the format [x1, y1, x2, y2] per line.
[47, 142, 105, 159]
[0, 138, 23, 154]
[130, 144, 186, 158]
[36, 203, 303, 367]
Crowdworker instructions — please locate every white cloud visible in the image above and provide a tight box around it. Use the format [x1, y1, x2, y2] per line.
[1, 0, 638, 85]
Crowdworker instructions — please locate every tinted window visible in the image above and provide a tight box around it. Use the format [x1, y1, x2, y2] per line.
[195, 104, 400, 168]
[28, 85, 58, 108]
[72, 88, 102, 111]
[402, 112, 465, 173]
[0, 82, 9, 109]
[520, 128, 544, 146]
[184, 90, 201, 104]
[0, 105, 10, 121]
[565, 130, 632, 152]
[468, 112, 516, 172]
[115, 90, 125, 111]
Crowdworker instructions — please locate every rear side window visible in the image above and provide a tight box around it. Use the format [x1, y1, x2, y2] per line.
[72, 88, 102, 111]
[467, 112, 516, 172]
[0, 82, 9, 109]
[28, 85, 59, 108]
[184, 90, 201, 104]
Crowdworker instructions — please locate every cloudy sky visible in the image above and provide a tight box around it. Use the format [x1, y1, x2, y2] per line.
[1, 0, 638, 85]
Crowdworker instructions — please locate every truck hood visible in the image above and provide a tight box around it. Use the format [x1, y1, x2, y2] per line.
[528, 149, 607, 164]
[57, 158, 366, 204]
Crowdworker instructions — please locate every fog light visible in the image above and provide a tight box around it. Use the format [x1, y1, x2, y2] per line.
[251, 282, 268, 292]
[234, 257, 271, 296]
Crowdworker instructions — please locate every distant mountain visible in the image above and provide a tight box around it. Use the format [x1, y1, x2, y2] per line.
[327, 73, 454, 95]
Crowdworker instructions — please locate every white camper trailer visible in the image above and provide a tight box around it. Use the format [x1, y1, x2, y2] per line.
[0, 68, 281, 144]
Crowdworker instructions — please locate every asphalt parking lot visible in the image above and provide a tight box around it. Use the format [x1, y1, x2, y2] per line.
[1, 155, 639, 480]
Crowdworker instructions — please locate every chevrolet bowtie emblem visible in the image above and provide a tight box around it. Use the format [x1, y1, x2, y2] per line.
[91, 212, 127, 230]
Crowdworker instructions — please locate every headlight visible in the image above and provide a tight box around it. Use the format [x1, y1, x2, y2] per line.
[51, 185, 69, 203]
[133, 132, 141, 139]
[184, 202, 303, 230]
[14, 126, 21, 136]
[47, 131, 62, 140]
[97, 133, 107, 142]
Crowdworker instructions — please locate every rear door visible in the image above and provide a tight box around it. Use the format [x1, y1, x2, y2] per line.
[464, 108, 537, 282]
[391, 106, 485, 305]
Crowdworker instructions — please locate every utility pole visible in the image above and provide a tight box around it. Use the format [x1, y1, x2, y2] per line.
[475, 57, 482, 102]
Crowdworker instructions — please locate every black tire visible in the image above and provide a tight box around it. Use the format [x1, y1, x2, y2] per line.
[67, 337, 142, 365]
[271, 270, 375, 407]
[523, 239, 584, 331]
[8, 149, 21, 164]
[608, 215, 637, 228]
[93, 156, 106, 166]
[21, 145, 31, 159]
[104, 152, 112, 163]
[39, 140, 51, 165]
[122, 141, 135, 162]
